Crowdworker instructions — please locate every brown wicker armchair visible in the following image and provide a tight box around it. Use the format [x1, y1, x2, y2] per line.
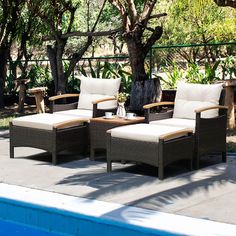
[106, 82, 227, 179]
[143, 82, 228, 169]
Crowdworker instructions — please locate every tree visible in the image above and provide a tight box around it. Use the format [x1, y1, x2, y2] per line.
[28, 0, 118, 95]
[0, 0, 26, 108]
[158, 0, 236, 65]
[108, 0, 166, 111]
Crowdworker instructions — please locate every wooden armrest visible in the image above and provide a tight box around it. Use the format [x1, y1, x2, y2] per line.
[159, 129, 193, 141]
[92, 97, 116, 105]
[53, 118, 88, 129]
[49, 94, 80, 101]
[195, 105, 228, 113]
[143, 101, 175, 109]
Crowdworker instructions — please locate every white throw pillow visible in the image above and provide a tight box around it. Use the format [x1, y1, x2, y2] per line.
[78, 76, 121, 110]
[173, 82, 223, 119]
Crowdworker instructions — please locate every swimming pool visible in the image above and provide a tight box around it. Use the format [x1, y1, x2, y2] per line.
[0, 183, 235, 236]
[0, 218, 61, 236]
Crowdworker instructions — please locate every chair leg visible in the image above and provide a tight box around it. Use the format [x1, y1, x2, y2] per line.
[158, 166, 164, 180]
[52, 152, 57, 165]
[90, 148, 95, 161]
[189, 159, 193, 171]
[107, 160, 112, 172]
[193, 149, 200, 170]
[222, 152, 226, 163]
[10, 144, 14, 159]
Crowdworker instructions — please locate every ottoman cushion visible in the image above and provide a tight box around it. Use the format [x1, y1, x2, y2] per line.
[110, 124, 189, 143]
[12, 113, 86, 130]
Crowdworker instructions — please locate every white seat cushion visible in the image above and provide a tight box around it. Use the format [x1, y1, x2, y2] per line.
[78, 76, 121, 110]
[110, 124, 189, 143]
[54, 109, 93, 119]
[12, 113, 87, 130]
[150, 118, 196, 132]
[173, 82, 223, 119]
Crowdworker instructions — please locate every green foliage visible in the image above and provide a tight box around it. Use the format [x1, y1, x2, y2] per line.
[63, 61, 81, 93]
[221, 56, 236, 80]
[186, 61, 221, 84]
[4, 74, 17, 95]
[159, 0, 236, 46]
[160, 63, 184, 89]
[160, 59, 224, 88]
[185, 63, 204, 84]
[27, 62, 53, 93]
[78, 60, 132, 93]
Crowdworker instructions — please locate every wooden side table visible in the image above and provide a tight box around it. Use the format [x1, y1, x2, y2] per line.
[89, 116, 145, 160]
[27, 87, 47, 113]
[223, 80, 236, 129]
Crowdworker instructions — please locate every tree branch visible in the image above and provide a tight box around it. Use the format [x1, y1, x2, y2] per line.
[144, 26, 163, 54]
[65, 0, 109, 78]
[108, 0, 131, 31]
[91, 0, 107, 32]
[126, 0, 137, 24]
[64, 37, 93, 79]
[149, 13, 167, 19]
[140, 0, 157, 27]
[43, 28, 122, 40]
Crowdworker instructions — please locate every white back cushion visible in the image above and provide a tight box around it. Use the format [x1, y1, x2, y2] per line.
[78, 77, 121, 110]
[173, 82, 223, 119]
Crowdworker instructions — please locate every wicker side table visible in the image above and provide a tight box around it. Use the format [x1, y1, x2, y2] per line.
[89, 116, 145, 160]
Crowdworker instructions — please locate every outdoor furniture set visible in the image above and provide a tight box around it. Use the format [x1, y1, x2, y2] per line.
[10, 79, 228, 180]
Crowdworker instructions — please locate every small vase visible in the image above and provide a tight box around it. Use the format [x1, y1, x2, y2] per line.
[116, 102, 126, 118]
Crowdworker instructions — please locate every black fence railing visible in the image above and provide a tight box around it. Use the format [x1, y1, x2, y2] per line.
[5, 42, 236, 96]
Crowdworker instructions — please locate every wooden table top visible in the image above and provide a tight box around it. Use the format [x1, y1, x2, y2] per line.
[27, 87, 47, 94]
[90, 116, 145, 125]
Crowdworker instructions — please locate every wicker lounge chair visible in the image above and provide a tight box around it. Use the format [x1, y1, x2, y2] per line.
[10, 77, 121, 164]
[106, 82, 227, 179]
[144, 82, 228, 169]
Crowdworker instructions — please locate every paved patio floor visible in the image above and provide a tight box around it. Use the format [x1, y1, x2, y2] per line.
[1, 130, 236, 225]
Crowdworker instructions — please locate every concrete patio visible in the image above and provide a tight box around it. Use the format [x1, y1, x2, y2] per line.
[1, 130, 236, 226]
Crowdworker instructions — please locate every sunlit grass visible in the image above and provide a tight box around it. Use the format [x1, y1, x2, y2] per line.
[0, 115, 21, 130]
[0, 105, 37, 130]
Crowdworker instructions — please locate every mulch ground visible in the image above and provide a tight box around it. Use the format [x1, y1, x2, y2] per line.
[0, 104, 37, 118]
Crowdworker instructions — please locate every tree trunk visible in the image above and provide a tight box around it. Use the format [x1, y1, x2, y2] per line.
[129, 78, 162, 113]
[125, 37, 162, 112]
[0, 45, 9, 108]
[47, 40, 67, 95]
[47, 45, 59, 94]
[125, 39, 147, 81]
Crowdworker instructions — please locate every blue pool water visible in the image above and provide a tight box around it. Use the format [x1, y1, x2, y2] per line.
[0, 184, 236, 236]
[0, 219, 61, 236]
[0, 196, 176, 236]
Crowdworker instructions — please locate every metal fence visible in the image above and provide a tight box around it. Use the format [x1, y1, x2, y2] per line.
[150, 42, 236, 88]
[5, 42, 236, 95]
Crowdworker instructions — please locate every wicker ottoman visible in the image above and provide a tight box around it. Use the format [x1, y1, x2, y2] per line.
[106, 124, 194, 179]
[10, 113, 89, 165]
